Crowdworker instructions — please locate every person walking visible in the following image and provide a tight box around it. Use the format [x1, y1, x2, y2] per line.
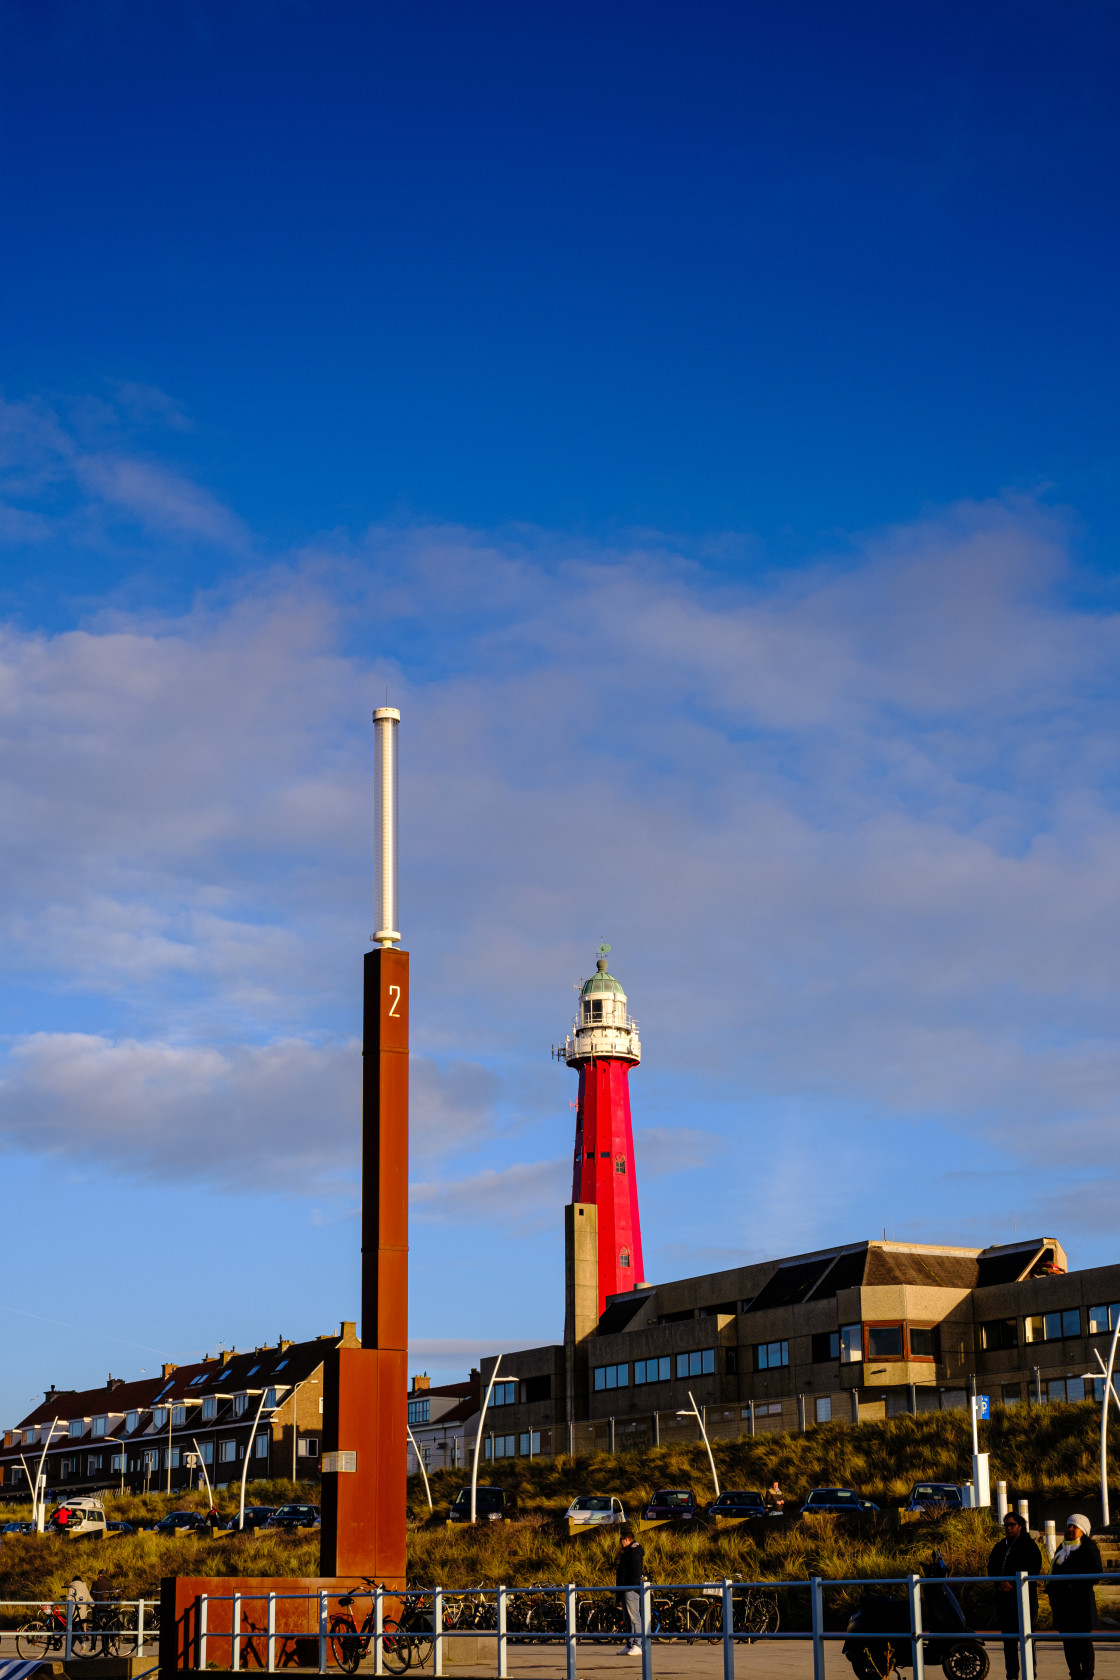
[988, 1510, 1042, 1679]
[615, 1525, 645, 1657]
[1045, 1514, 1102, 1680]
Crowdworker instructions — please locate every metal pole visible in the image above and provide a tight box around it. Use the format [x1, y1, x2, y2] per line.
[1016, 1571, 1035, 1680]
[640, 1578, 653, 1680]
[747, 1400, 755, 1438]
[319, 1590, 329, 1675]
[373, 708, 400, 947]
[239, 1391, 269, 1529]
[687, 1390, 720, 1498]
[232, 1592, 242, 1675]
[192, 1436, 214, 1509]
[34, 1419, 60, 1533]
[375, 1585, 385, 1677]
[433, 1585, 443, 1678]
[653, 1410, 659, 1446]
[908, 1573, 924, 1680]
[168, 1404, 173, 1495]
[407, 1423, 433, 1510]
[199, 1594, 209, 1671]
[565, 1584, 578, 1680]
[471, 1357, 502, 1524]
[137, 1600, 145, 1660]
[721, 1578, 735, 1680]
[1097, 1313, 1120, 1526]
[497, 1584, 508, 1680]
[65, 1592, 74, 1662]
[810, 1578, 825, 1680]
[267, 1591, 276, 1673]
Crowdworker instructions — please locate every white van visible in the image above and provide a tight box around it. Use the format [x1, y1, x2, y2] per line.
[47, 1497, 108, 1538]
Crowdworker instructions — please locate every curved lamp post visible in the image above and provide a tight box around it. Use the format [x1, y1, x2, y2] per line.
[1090, 1314, 1120, 1526]
[470, 1357, 503, 1524]
[406, 1424, 433, 1511]
[236, 1385, 289, 1529]
[32, 1419, 61, 1533]
[677, 1390, 720, 1499]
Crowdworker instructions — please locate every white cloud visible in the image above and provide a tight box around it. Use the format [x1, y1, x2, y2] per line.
[2, 411, 1120, 1250]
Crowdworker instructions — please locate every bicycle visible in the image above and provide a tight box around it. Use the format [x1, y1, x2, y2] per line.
[329, 1582, 407, 1675]
[17, 1604, 94, 1661]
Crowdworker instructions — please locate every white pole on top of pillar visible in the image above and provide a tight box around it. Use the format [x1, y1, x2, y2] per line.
[373, 707, 400, 948]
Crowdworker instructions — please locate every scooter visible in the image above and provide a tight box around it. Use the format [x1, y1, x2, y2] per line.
[843, 1550, 990, 1680]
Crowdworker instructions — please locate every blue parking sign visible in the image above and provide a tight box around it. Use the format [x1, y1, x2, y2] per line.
[976, 1395, 990, 1419]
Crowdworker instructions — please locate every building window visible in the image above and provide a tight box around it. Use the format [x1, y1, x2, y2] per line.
[615, 1157, 626, 1174]
[619, 1247, 631, 1269]
[634, 1357, 671, 1385]
[199, 1442, 214, 1463]
[110, 1453, 124, 1472]
[297, 1437, 320, 1457]
[91, 1417, 107, 1439]
[68, 1420, 84, 1438]
[10, 1467, 23, 1484]
[164, 1448, 180, 1468]
[866, 1324, 904, 1360]
[254, 1433, 269, 1458]
[61, 1457, 77, 1477]
[172, 1405, 187, 1426]
[980, 1319, 1018, 1352]
[1088, 1303, 1120, 1335]
[87, 1454, 103, 1472]
[125, 1411, 139, 1433]
[408, 1399, 430, 1424]
[814, 1396, 832, 1423]
[908, 1326, 939, 1359]
[725, 1348, 738, 1375]
[143, 1450, 159, 1471]
[219, 1440, 237, 1463]
[524, 1375, 551, 1403]
[519, 1431, 541, 1455]
[484, 1435, 516, 1459]
[1001, 1383, 1023, 1407]
[840, 1324, 863, 1364]
[264, 1388, 278, 1409]
[201, 1396, 217, 1419]
[593, 1363, 630, 1391]
[490, 1381, 517, 1407]
[753, 1342, 788, 1372]
[234, 1394, 249, 1416]
[1025, 1309, 1082, 1343]
[153, 1408, 169, 1430]
[676, 1348, 716, 1378]
[811, 1331, 840, 1362]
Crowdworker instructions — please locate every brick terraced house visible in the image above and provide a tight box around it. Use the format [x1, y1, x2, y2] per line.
[0, 1323, 359, 1499]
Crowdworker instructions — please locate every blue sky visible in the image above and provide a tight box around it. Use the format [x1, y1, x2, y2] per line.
[2, 0, 1120, 1423]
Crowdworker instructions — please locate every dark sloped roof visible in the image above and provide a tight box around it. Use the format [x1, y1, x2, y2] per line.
[976, 1242, 1047, 1287]
[807, 1247, 868, 1298]
[744, 1255, 838, 1313]
[863, 1249, 978, 1289]
[596, 1297, 651, 1335]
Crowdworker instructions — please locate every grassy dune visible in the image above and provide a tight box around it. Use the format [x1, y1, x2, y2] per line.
[0, 1404, 1109, 1609]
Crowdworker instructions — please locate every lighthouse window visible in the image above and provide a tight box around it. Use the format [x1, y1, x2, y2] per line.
[615, 1158, 626, 1174]
[619, 1247, 631, 1268]
[586, 999, 603, 1022]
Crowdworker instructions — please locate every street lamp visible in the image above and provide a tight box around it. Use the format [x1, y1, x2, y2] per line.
[406, 1424, 433, 1511]
[236, 1386, 290, 1530]
[676, 1390, 720, 1499]
[25, 1419, 61, 1533]
[158, 1397, 205, 1496]
[470, 1357, 503, 1524]
[1087, 1313, 1120, 1526]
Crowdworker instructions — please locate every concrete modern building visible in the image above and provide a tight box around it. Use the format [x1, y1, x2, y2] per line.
[0, 1324, 357, 1499]
[464, 1234, 1120, 1462]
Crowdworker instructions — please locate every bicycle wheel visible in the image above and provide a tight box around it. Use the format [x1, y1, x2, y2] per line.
[382, 1616, 410, 1675]
[106, 1607, 138, 1657]
[329, 1615, 363, 1674]
[70, 1625, 97, 1659]
[17, 1619, 58, 1661]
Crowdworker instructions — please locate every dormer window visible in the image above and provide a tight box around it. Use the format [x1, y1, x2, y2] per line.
[234, 1394, 249, 1416]
[202, 1396, 217, 1419]
[68, 1419, 84, 1438]
[125, 1412, 139, 1434]
[91, 1416, 107, 1438]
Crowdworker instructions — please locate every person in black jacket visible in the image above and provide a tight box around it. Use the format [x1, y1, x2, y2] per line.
[1045, 1514, 1102, 1680]
[988, 1511, 1043, 1679]
[615, 1526, 645, 1656]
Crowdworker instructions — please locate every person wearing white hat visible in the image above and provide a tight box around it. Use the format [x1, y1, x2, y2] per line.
[1045, 1515, 1102, 1680]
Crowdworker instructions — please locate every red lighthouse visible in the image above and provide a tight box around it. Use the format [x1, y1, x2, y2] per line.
[563, 945, 645, 1313]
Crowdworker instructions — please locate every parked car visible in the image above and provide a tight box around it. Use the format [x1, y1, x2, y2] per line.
[565, 1495, 627, 1526]
[107, 1520, 136, 1535]
[801, 1488, 879, 1517]
[447, 1486, 516, 1523]
[234, 1506, 277, 1531]
[0, 1520, 30, 1534]
[709, 1490, 768, 1519]
[643, 1488, 698, 1521]
[266, 1503, 321, 1530]
[46, 1498, 108, 1538]
[905, 1483, 964, 1513]
[152, 1510, 210, 1535]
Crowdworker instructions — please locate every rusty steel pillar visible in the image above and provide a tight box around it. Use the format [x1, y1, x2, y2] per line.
[321, 711, 408, 1586]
